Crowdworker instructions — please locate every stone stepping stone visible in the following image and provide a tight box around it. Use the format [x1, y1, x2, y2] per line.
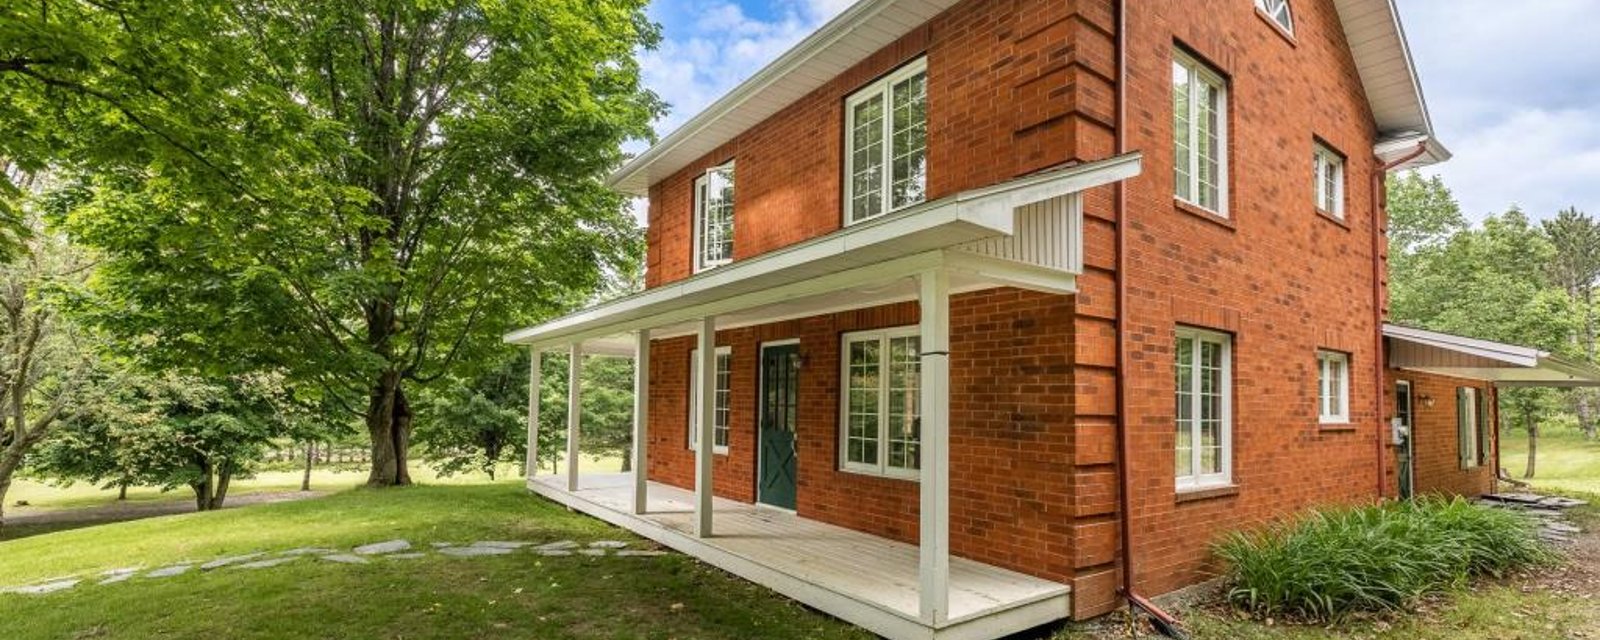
[536, 549, 573, 557]
[615, 550, 668, 558]
[387, 553, 427, 559]
[534, 540, 578, 551]
[588, 540, 629, 549]
[471, 541, 532, 549]
[98, 568, 140, 585]
[321, 554, 370, 565]
[202, 553, 267, 570]
[7, 578, 80, 594]
[430, 542, 454, 549]
[279, 547, 338, 557]
[234, 557, 301, 570]
[145, 565, 193, 579]
[353, 540, 411, 555]
[440, 546, 512, 557]
[578, 549, 608, 557]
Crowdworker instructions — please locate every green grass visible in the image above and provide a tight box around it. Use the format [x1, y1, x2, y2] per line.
[1499, 427, 1600, 495]
[0, 482, 868, 640]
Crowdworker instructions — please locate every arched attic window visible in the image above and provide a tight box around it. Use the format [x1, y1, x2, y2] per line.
[1255, 0, 1294, 35]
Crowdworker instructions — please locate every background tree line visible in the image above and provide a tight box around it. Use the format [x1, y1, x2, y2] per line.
[1387, 172, 1600, 477]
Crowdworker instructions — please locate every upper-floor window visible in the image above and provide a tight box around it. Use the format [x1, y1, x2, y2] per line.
[1317, 350, 1349, 423]
[1173, 49, 1228, 215]
[1313, 143, 1345, 218]
[840, 327, 921, 478]
[694, 162, 735, 272]
[1255, 0, 1294, 35]
[845, 58, 927, 225]
[1175, 327, 1232, 490]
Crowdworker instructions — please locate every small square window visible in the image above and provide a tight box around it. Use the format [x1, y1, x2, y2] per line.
[1313, 143, 1345, 218]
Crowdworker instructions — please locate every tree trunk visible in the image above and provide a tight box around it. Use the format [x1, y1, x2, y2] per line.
[1524, 415, 1538, 479]
[210, 465, 231, 510]
[118, 483, 128, 501]
[365, 372, 414, 487]
[619, 447, 632, 473]
[301, 441, 315, 491]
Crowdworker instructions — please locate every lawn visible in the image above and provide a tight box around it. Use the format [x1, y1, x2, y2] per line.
[1500, 427, 1600, 495]
[0, 481, 868, 640]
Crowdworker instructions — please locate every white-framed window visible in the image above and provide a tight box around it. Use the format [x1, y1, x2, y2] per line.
[1255, 0, 1294, 34]
[1313, 143, 1345, 218]
[1317, 350, 1349, 423]
[694, 162, 735, 272]
[1175, 327, 1232, 490]
[844, 58, 927, 225]
[689, 346, 732, 453]
[1172, 49, 1228, 215]
[839, 327, 921, 478]
[1457, 387, 1479, 469]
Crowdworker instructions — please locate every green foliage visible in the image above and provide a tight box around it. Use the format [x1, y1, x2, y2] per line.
[414, 352, 528, 479]
[1216, 498, 1554, 621]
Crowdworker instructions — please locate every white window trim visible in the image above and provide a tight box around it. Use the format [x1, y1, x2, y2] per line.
[1314, 143, 1345, 218]
[1255, 0, 1295, 35]
[1317, 350, 1350, 424]
[1175, 327, 1233, 491]
[837, 325, 921, 480]
[1172, 49, 1229, 217]
[689, 345, 733, 455]
[843, 57, 928, 227]
[692, 161, 735, 273]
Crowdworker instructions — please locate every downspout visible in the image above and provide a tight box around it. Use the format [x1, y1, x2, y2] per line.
[1111, 1, 1185, 637]
[1371, 142, 1428, 499]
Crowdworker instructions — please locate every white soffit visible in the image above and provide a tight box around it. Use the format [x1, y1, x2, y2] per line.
[608, 0, 960, 196]
[1333, 0, 1451, 168]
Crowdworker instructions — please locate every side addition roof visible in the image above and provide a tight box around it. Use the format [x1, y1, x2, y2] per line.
[1384, 324, 1600, 387]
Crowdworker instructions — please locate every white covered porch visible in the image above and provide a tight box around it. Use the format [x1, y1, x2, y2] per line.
[530, 473, 1070, 640]
[505, 154, 1141, 640]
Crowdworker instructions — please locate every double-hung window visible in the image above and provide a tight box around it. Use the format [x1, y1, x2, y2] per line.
[1317, 350, 1349, 423]
[840, 327, 921, 478]
[689, 346, 732, 453]
[844, 58, 927, 225]
[1175, 328, 1232, 490]
[1255, 0, 1295, 34]
[1172, 50, 1228, 215]
[1314, 143, 1345, 218]
[694, 162, 735, 272]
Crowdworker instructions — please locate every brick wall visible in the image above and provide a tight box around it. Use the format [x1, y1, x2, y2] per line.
[645, 288, 1080, 584]
[1384, 369, 1498, 497]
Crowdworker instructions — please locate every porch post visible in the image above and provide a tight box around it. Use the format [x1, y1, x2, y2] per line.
[917, 269, 951, 624]
[566, 342, 583, 492]
[631, 328, 652, 515]
[694, 316, 717, 537]
[526, 347, 542, 479]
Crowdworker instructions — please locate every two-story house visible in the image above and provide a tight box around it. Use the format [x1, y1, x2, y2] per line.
[504, 1, 1600, 639]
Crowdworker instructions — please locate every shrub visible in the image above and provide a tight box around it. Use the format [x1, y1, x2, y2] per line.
[1215, 497, 1554, 621]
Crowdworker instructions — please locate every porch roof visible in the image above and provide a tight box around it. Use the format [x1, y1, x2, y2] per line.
[1384, 324, 1600, 387]
[504, 153, 1142, 354]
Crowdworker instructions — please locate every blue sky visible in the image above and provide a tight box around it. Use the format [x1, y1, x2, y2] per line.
[638, 0, 1600, 223]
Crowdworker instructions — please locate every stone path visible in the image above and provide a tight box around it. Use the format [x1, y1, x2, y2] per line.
[0, 537, 665, 596]
[1479, 493, 1590, 546]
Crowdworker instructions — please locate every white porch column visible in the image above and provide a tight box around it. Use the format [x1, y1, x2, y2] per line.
[693, 316, 717, 537]
[526, 347, 542, 479]
[566, 342, 583, 492]
[631, 329, 652, 515]
[917, 269, 951, 624]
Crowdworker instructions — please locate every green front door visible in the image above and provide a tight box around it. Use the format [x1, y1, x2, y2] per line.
[759, 343, 801, 510]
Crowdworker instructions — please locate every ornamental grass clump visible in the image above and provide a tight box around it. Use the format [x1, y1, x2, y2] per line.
[1215, 497, 1554, 621]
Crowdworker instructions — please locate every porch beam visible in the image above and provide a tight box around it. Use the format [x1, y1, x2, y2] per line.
[566, 342, 583, 492]
[694, 316, 717, 537]
[917, 268, 951, 624]
[631, 329, 652, 514]
[526, 347, 542, 479]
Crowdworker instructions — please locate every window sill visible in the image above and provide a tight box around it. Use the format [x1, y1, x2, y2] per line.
[1174, 198, 1236, 231]
[1254, 8, 1298, 47]
[1315, 208, 1350, 230]
[1318, 421, 1356, 433]
[1176, 484, 1240, 503]
[839, 466, 919, 482]
[689, 447, 731, 456]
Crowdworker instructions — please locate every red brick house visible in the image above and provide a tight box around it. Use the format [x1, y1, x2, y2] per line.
[503, 1, 1600, 638]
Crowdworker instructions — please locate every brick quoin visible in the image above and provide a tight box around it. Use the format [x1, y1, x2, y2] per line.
[636, 0, 1472, 621]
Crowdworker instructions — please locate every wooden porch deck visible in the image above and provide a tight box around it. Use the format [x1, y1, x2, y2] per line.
[528, 473, 1071, 640]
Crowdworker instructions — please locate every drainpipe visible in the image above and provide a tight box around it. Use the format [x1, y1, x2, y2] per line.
[1371, 142, 1429, 499]
[1110, 1, 1185, 637]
